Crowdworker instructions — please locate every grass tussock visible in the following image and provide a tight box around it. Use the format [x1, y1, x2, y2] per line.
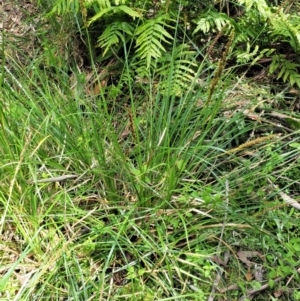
[1, 3, 300, 301]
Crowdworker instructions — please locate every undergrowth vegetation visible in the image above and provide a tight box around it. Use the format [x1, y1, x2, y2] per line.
[1, 0, 300, 300]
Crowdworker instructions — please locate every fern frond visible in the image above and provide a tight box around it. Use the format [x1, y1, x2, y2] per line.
[135, 15, 174, 68]
[97, 21, 134, 55]
[88, 5, 142, 24]
[237, 0, 271, 18]
[193, 10, 233, 34]
[270, 12, 300, 50]
[48, 0, 80, 15]
[84, 0, 128, 9]
[269, 56, 300, 88]
[48, 0, 115, 15]
[157, 44, 197, 96]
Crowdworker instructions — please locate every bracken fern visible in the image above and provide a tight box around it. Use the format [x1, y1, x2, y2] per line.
[135, 15, 174, 69]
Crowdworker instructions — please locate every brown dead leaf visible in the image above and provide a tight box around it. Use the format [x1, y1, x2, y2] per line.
[16, 269, 37, 286]
[246, 270, 254, 281]
[119, 129, 131, 140]
[211, 255, 226, 266]
[90, 79, 108, 96]
[274, 289, 283, 298]
[237, 250, 264, 268]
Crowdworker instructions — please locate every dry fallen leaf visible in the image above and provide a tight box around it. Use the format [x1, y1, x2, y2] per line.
[274, 289, 283, 298]
[211, 255, 226, 266]
[254, 264, 264, 281]
[16, 269, 37, 286]
[237, 250, 264, 268]
[246, 270, 254, 281]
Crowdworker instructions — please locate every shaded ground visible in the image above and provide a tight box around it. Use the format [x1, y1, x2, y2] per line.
[0, 0, 39, 64]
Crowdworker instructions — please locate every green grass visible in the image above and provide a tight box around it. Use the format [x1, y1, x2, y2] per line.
[1, 7, 300, 301]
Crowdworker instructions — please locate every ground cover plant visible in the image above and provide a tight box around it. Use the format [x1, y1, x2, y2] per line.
[1, 0, 300, 300]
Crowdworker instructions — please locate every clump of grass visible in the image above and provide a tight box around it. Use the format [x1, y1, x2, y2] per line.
[1, 7, 300, 301]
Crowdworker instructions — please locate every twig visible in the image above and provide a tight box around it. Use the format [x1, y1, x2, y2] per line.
[31, 174, 78, 183]
[238, 277, 282, 301]
[268, 178, 300, 210]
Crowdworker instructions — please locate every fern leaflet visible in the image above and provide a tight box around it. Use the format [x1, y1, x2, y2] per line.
[97, 22, 134, 55]
[135, 15, 174, 68]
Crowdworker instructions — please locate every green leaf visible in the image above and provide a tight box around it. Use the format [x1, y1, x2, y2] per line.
[88, 5, 142, 25]
[289, 142, 300, 149]
[97, 21, 134, 55]
[269, 278, 275, 288]
[88, 7, 112, 24]
[175, 159, 186, 170]
[117, 5, 143, 19]
[135, 16, 174, 68]
[193, 10, 232, 34]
